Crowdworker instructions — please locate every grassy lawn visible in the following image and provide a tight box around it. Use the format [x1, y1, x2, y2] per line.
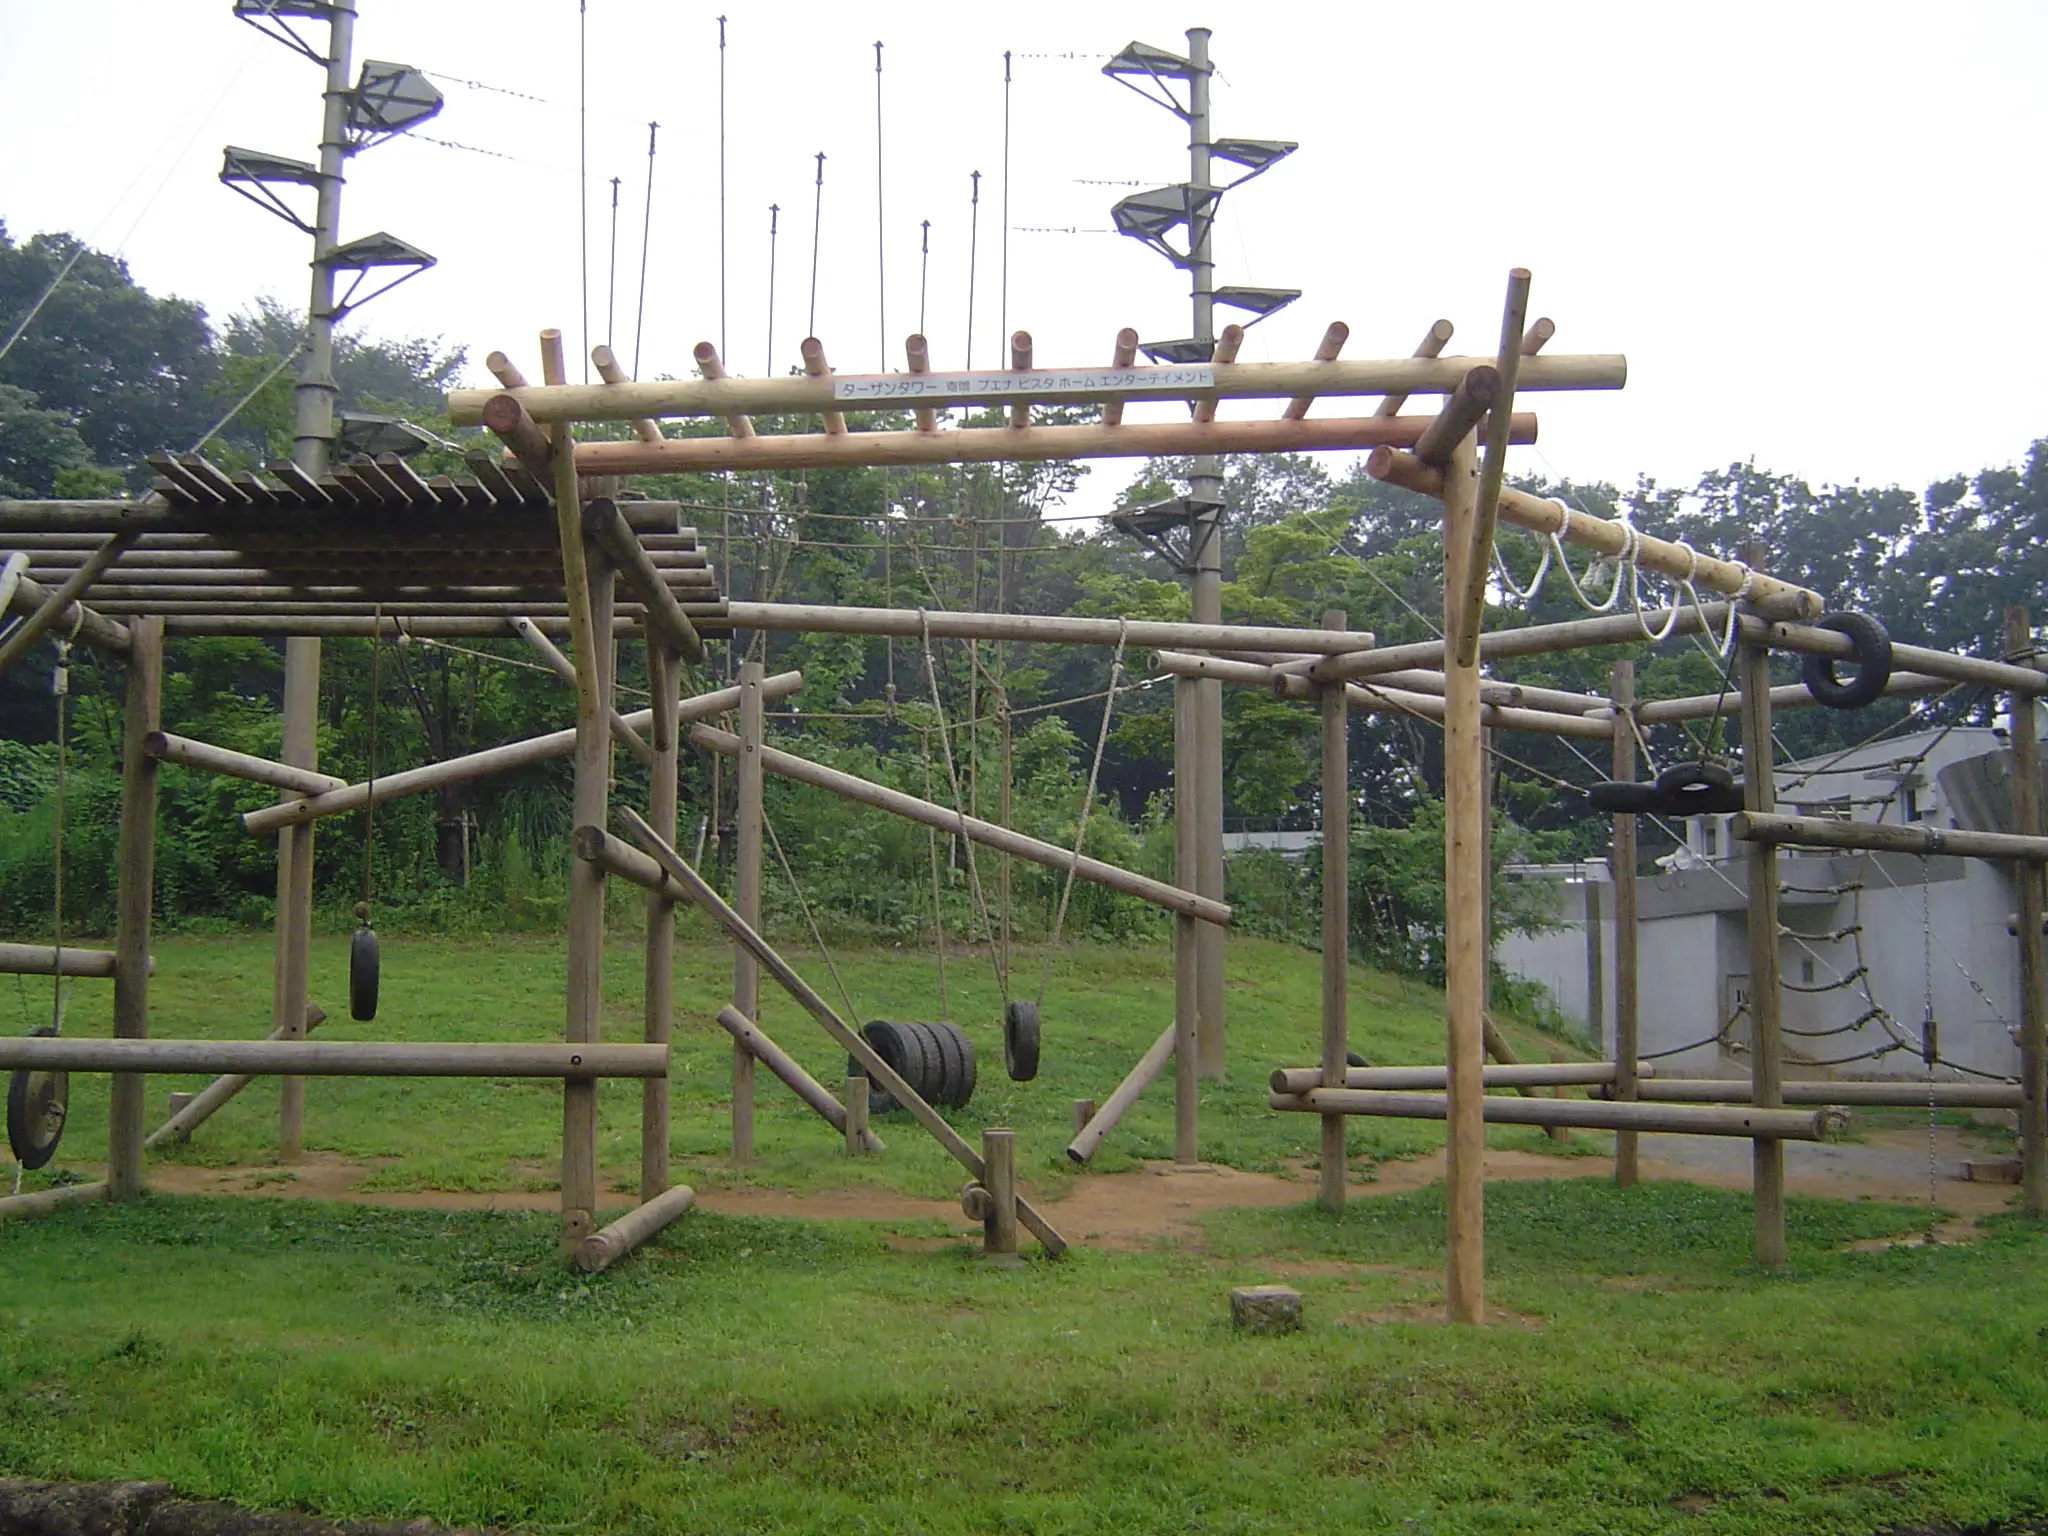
[4, 932, 2044, 1533]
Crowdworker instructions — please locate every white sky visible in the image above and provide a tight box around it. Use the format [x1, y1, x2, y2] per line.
[3, 0, 2045, 514]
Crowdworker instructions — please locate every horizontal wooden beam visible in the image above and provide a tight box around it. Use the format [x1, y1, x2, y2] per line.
[569, 412, 1538, 476]
[1601, 1078, 2021, 1110]
[242, 671, 802, 834]
[1269, 1061, 1656, 1095]
[1734, 811, 2048, 864]
[0, 943, 151, 978]
[574, 1182, 695, 1275]
[1304, 604, 1731, 685]
[0, 1038, 669, 1077]
[1267, 1087, 1846, 1139]
[1, 570, 131, 654]
[688, 723, 1232, 925]
[448, 352, 1627, 425]
[1632, 671, 1951, 724]
[0, 1180, 108, 1223]
[1738, 615, 2048, 697]
[144, 731, 347, 795]
[144, 1003, 325, 1149]
[1154, 649, 1611, 715]
[711, 603, 1376, 654]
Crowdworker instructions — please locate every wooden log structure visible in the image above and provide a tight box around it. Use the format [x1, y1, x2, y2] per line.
[1611, 659, 1641, 1187]
[1452, 269, 1531, 670]
[1284, 321, 1351, 420]
[1374, 319, 1455, 417]
[581, 499, 705, 662]
[1319, 608, 1350, 1211]
[240, 673, 802, 834]
[509, 616, 656, 766]
[0, 943, 151, 978]
[109, 616, 162, 1199]
[982, 1128, 1019, 1256]
[641, 634, 681, 1200]
[1267, 1088, 1848, 1140]
[2007, 607, 2047, 1216]
[589, 814, 1069, 1255]
[1152, 649, 1610, 717]
[1269, 1061, 1655, 1095]
[481, 392, 555, 480]
[1367, 447, 1822, 622]
[0, 530, 137, 676]
[143, 1004, 325, 1150]
[845, 1074, 871, 1155]
[1733, 812, 2048, 865]
[142, 732, 347, 795]
[713, 1005, 885, 1153]
[447, 351, 1627, 425]
[593, 343, 667, 442]
[1739, 627, 1788, 1267]
[1739, 614, 2048, 698]
[1099, 328, 1140, 427]
[686, 723, 1231, 925]
[574, 1182, 696, 1275]
[0, 1038, 668, 1076]
[802, 337, 848, 435]
[1413, 366, 1499, 469]
[1300, 603, 1732, 686]
[1597, 1079, 2022, 1109]
[713, 604, 1378, 655]
[1, 570, 131, 654]
[1066, 1023, 1176, 1164]
[731, 660, 765, 1159]
[1632, 671, 1951, 724]
[567, 411, 1539, 476]
[0, 1181, 109, 1223]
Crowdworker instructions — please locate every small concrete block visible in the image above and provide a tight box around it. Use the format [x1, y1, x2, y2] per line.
[1231, 1284, 1304, 1335]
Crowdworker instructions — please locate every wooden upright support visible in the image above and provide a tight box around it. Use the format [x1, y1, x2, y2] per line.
[274, 634, 318, 1163]
[1173, 675, 1200, 1164]
[1441, 430, 1487, 1323]
[732, 658, 765, 1160]
[2007, 607, 2046, 1218]
[562, 541, 615, 1257]
[1319, 608, 1350, 1211]
[641, 638, 680, 1202]
[1738, 629, 1787, 1266]
[108, 616, 163, 1200]
[1610, 659, 1640, 1188]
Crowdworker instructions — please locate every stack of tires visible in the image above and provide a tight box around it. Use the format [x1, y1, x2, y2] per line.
[851, 1020, 977, 1112]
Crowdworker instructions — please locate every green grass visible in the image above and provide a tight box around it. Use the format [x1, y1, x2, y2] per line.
[5, 932, 2044, 1533]
[5, 930, 1588, 1200]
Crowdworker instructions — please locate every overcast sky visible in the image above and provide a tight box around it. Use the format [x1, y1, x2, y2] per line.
[4, 1, 2045, 515]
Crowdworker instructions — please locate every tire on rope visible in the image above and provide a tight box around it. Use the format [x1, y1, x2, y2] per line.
[1654, 761, 1746, 818]
[853, 1019, 930, 1115]
[1585, 780, 1665, 816]
[7, 1025, 67, 1172]
[1003, 999, 1041, 1083]
[1800, 610, 1893, 710]
[349, 922, 380, 1022]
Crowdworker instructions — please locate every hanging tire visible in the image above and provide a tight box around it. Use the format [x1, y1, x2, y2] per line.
[853, 1019, 929, 1115]
[7, 1026, 67, 1172]
[950, 1023, 978, 1106]
[1586, 780, 1664, 816]
[349, 925, 380, 1022]
[1654, 761, 1745, 817]
[1800, 611, 1893, 710]
[910, 1021, 962, 1108]
[1003, 999, 1041, 1082]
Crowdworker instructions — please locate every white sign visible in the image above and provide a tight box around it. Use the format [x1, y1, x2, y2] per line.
[831, 365, 1215, 403]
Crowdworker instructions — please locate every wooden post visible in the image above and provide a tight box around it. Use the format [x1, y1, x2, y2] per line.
[2006, 607, 2046, 1217]
[1441, 430, 1486, 1323]
[1319, 608, 1349, 1211]
[733, 658, 765, 1159]
[641, 638, 680, 1202]
[1738, 621, 1787, 1266]
[1071, 1098, 1096, 1136]
[108, 616, 162, 1200]
[845, 1073, 870, 1155]
[562, 541, 614, 1257]
[1610, 659, 1640, 1187]
[983, 1127, 1018, 1256]
[1173, 676, 1201, 1164]
[275, 633, 319, 1162]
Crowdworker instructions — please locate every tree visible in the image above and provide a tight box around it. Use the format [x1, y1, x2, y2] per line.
[0, 384, 93, 497]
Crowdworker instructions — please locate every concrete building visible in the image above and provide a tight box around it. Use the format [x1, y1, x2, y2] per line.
[1497, 726, 2038, 1083]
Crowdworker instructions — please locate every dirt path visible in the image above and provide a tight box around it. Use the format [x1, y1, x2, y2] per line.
[131, 1135, 2020, 1249]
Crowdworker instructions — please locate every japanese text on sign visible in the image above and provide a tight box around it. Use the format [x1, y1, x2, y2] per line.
[832, 366, 1215, 403]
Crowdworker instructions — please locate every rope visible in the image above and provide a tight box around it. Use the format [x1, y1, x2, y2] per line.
[922, 733, 948, 1015]
[360, 611, 382, 916]
[918, 613, 1006, 999]
[1035, 623, 1127, 1007]
[763, 806, 864, 1027]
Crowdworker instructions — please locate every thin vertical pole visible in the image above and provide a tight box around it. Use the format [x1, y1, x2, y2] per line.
[1318, 608, 1349, 1212]
[2004, 607, 2046, 1217]
[918, 219, 930, 338]
[717, 15, 728, 364]
[733, 658, 765, 1158]
[562, 541, 615, 1258]
[1173, 675, 1200, 1164]
[605, 176, 621, 347]
[875, 40, 886, 372]
[999, 50, 1011, 348]
[641, 638, 680, 1202]
[1738, 624, 1786, 1267]
[1442, 428, 1486, 1324]
[1610, 658, 1640, 1187]
[578, 0, 589, 379]
[965, 171, 980, 369]
[275, 636, 319, 1162]
[807, 151, 826, 340]
[108, 616, 162, 1201]
[631, 121, 660, 379]
[764, 204, 779, 377]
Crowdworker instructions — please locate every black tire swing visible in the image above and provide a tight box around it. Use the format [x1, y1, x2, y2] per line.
[349, 619, 385, 1021]
[10, 640, 75, 1171]
[1800, 610, 1893, 710]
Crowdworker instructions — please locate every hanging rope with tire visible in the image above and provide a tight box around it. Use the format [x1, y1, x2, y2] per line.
[348, 616, 384, 1021]
[9, 629, 80, 1176]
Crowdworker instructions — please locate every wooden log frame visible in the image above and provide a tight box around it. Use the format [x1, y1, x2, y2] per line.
[447, 351, 1628, 425]
[0, 529, 137, 676]
[1157, 650, 1611, 716]
[1267, 1088, 1848, 1140]
[1597, 1079, 2022, 1110]
[509, 616, 656, 767]
[594, 343, 668, 443]
[585, 815, 1069, 1255]
[1633, 670, 1952, 724]
[1172, 674, 1201, 1163]
[239, 673, 803, 835]
[2006, 606, 2047, 1216]
[576, 1182, 695, 1275]
[1, 569, 131, 654]
[0, 1181, 110, 1223]
[1452, 269, 1531, 670]
[1739, 614, 2048, 698]
[582, 499, 705, 662]
[144, 1004, 325, 1150]
[1732, 812, 2048, 865]
[1739, 632, 1788, 1268]
[731, 660, 765, 1159]
[1066, 1023, 1176, 1165]
[715, 1004, 885, 1153]
[1269, 1061, 1657, 1095]
[110, 616, 162, 1199]
[567, 411, 1540, 477]
[1318, 608, 1350, 1211]
[1301, 603, 1732, 687]
[686, 722, 1231, 925]
[1610, 659, 1641, 1188]
[0, 943, 151, 979]
[1374, 319, 1455, 417]
[714, 604, 1379, 656]
[0, 1038, 669, 1076]
[143, 731, 347, 796]
[641, 635, 681, 1201]
[1368, 447, 1821, 623]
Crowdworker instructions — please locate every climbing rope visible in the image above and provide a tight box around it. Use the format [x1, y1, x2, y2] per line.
[1034, 623, 1128, 1008]
[917, 612, 1007, 1000]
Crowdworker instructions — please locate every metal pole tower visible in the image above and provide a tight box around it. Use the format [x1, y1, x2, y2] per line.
[1102, 30, 1297, 1081]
